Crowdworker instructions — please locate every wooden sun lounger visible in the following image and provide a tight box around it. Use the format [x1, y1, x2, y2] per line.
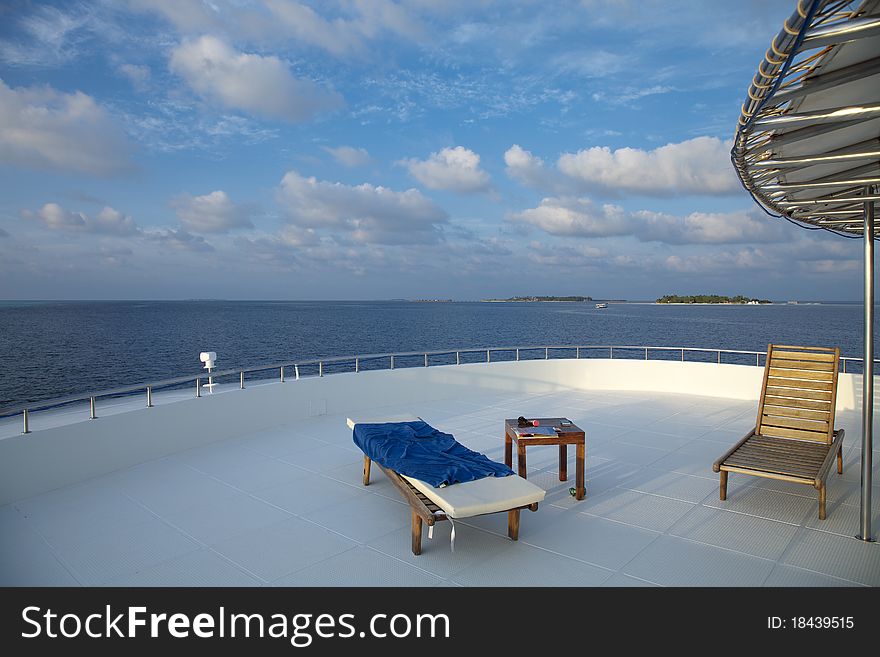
[713, 344, 845, 519]
[347, 416, 543, 555]
[361, 456, 539, 555]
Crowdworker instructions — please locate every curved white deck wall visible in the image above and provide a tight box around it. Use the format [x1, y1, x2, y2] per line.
[0, 359, 871, 504]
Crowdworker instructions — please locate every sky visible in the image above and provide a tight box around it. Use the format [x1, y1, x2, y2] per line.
[0, 0, 871, 301]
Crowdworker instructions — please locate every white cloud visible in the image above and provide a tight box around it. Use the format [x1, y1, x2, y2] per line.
[504, 144, 556, 189]
[513, 197, 786, 245]
[0, 79, 133, 175]
[23, 203, 139, 235]
[322, 145, 372, 167]
[169, 36, 343, 122]
[634, 209, 787, 245]
[276, 170, 447, 244]
[403, 146, 490, 193]
[557, 136, 738, 195]
[511, 197, 630, 237]
[171, 190, 253, 234]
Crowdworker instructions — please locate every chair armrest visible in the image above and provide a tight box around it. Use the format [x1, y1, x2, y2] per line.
[815, 428, 845, 486]
[712, 427, 757, 472]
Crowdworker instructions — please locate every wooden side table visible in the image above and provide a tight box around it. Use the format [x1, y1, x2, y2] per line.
[504, 418, 585, 500]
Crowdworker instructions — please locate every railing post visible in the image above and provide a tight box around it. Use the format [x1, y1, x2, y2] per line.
[390, 355, 395, 370]
[717, 351, 721, 364]
[756, 353, 760, 367]
[22, 409, 29, 434]
[319, 362, 324, 377]
[294, 365, 300, 381]
[146, 386, 153, 408]
[89, 396, 96, 419]
[681, 348, 685, 362]
[843, 359, 847, 373]
[355, 357, 359, 373]
[280, 366, 285, 383]
[196, 378, 201, 398]
[645, 347, 649, 361]
[456, 351, 460, 365]
[545, 347, 549, 359]
[610, 347, 613, 359]
[487, 349, 490, 363]
[516, 348, 520, 361]
[424, 353, 428, 367]
[576, 347, 580, 359]
[240, 371, 246, 388]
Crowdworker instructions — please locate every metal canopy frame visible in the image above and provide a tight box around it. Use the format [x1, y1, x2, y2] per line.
[732, 0, 878, 541]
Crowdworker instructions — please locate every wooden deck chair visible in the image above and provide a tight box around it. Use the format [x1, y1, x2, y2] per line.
[713, 344, 845, 519]
[347, 416, 544, 555]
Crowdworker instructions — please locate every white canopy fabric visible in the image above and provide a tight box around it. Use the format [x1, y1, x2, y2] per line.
[732, 0, 880, 236]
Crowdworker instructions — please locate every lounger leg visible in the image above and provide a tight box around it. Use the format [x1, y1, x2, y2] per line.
[411, 511, 423, 555]
[837, 445, 843, 475]
[575, 442, 585, 500]
[517, 443, 527, 478]
[818, 483, 827, 520]
[504, 432, 513, 468]
[558, 444, 567, 481]
[362, 456, 371, 486]
[508, 509, 520, 541]
[719, 470, 728, 501]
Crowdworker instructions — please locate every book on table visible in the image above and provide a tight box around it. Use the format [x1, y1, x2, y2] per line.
[514, 425, 559, 437]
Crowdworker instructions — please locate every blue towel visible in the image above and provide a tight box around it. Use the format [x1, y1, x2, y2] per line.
[352, 420, 513, 488]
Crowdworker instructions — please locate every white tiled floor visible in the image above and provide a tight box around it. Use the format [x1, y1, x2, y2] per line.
[2, 388, 878, 587]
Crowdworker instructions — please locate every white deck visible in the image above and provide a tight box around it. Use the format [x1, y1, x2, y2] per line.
[2, 387, 878, 587]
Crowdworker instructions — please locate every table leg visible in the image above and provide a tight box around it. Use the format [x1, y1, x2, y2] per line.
[558, 444, 567, 481]
[517, 442, 527, 478]
[504, 431, 513, 468]
[575, 442, 585, 500]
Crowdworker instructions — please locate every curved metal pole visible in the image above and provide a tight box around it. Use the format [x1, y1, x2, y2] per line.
[858, 190, 875, 541]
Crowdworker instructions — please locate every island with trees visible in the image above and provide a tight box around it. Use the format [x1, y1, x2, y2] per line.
[483, 295, 593, 302]
[656, 294, 772, 304]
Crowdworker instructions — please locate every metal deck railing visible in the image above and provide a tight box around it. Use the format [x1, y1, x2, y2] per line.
[1, 344, 873, 434]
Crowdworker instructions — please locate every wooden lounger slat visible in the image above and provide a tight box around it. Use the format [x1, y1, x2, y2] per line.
[769, 358, 835, 372]
[762, 404, 830, 420]
[766, 376, 833, 391]
[767, 367, 834, 382]
[714, 344, 843, 519]
[771, 350, 836, 362]
[759, 415, 829, 432]
[757, 425, 829, 442]
[765, 386, 832, 402]
[746, 435, 832, 455]
[735, 442, 828, 461]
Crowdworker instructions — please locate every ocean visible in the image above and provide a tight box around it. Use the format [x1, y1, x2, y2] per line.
[0, 300, 874, 411]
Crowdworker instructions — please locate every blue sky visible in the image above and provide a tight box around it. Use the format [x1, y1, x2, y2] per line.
[0, 0, 869, 300]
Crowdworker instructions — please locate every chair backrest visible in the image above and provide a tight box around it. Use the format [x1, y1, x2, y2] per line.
[757, 344, 840, 444]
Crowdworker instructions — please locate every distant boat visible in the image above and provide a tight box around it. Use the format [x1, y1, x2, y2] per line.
[595, 303, 608, 309]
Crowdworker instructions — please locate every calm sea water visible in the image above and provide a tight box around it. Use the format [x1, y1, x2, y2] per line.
[0, 300, 873, 410]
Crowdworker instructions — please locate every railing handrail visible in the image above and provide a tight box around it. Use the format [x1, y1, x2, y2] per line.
[1, 344, 874, 425]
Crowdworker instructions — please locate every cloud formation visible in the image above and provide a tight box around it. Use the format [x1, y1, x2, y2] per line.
[276, 170, 447, 244]
[403, 146, 490, 193]
[169, 36, 343, 122]
[171, 190, 253, 234]
[322, 145, 372, 167]
[557, 136, 737, 196]
[512, 197, 785, 245]
[504, 145, 557, 190]
[0, 79, 133, 175]
[23, 203, 139, 235]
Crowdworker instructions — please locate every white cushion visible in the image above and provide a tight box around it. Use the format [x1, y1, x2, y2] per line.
[404, 473, 544, 519]
[346, 416, 546, 518]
